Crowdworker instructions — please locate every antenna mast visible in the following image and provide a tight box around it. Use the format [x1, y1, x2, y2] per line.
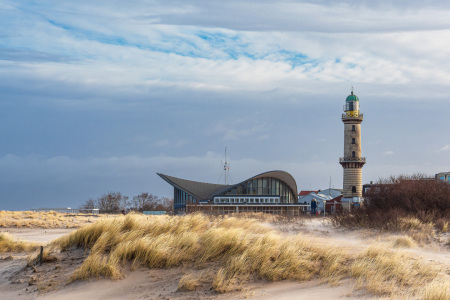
[329, 176, 332, 196]
[222, 147, 230, 185]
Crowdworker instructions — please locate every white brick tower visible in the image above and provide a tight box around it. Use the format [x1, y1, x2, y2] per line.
[340, 89, 366, 205]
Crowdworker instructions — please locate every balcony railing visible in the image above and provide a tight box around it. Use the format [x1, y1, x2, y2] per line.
[340, 157, 366, 163]
[342, 113, 363, 119]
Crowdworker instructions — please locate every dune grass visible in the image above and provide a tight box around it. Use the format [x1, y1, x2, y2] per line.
[50, 213, 447, 298]
[178, 271, 204, 291]
[0, 232, 39, 253]
[0, 210, 108, 229]
[390, 235, 417, 248]
[351, 244, 438, 297]
[421, 280, 450, 300]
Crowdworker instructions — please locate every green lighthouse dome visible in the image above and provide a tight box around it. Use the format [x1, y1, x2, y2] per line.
[346, 90, 359, 101]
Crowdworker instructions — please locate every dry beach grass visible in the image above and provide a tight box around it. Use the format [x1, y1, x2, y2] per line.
[0, 232, 39, 253]
[48, 213, 448, 298]
[1, 212, 449, 299]
[0, 210, 109, 229]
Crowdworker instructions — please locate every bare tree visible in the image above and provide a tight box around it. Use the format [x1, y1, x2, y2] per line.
[96, 192, 127, 213]
[130, 193, 173, 212]
[80, 198, 96, 209]
[131, 193, 158, 211]
[160, 197, 174, 212]
[81, 192, 172, 213]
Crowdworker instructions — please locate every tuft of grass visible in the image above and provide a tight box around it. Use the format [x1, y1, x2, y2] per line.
[229, 212, 283, 223]
[390, 235, 417, 248]
[420, 279, 450, 300]
[70, 253, 121, 281]
[178, 272, 203, 291]
[435, 219, 448, 233]
[351, 244, 438, 297]
[0, 232, 39, 253]
[399, 217, 423, 231]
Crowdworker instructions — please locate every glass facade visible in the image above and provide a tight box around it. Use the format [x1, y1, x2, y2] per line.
[169, 174, 297, 214]
[219, 177, 295, 203]
[174, 187, 197, 213]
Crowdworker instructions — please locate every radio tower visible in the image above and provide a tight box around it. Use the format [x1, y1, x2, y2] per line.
[222, 147, 230, 185]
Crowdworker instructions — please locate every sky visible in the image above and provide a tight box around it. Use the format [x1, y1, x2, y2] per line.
[1, 0, 450, 210]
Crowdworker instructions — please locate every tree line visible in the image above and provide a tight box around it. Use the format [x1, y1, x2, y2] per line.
[80, 192, 173, 213]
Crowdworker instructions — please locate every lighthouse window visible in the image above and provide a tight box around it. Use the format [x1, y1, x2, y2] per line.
[352, 125, 355, 131]
[352, 138, 356, 144]
[352, 186, 356, 193]
[352, 151, 356, 157]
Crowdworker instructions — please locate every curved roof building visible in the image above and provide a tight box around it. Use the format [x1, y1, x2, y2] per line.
[158, 171, 305, 215]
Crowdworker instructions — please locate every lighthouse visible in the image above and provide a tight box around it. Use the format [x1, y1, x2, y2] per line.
[340, 89, 366, 205]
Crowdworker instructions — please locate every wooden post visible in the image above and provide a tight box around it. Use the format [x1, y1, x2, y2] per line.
[37, 246, 43, 266]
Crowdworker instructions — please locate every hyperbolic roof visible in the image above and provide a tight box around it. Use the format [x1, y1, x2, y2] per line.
[157, 170, 298, 201]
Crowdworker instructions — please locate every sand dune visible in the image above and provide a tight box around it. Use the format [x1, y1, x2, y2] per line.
[1, 216, 449, 300]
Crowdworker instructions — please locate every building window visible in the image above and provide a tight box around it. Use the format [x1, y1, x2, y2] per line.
[352, 151, 356, 158]
[352, 186, 356, 193]
[352, 125, 355, 131]
[352, 138, 356, 144]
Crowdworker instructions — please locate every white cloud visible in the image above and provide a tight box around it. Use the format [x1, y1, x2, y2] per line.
[383, 151, 395, 156]
[438, 145, 449, 152]
[3, 1, 450, 103]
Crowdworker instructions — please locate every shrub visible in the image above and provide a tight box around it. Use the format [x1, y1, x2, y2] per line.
[365, 174, 450, 218]
[331, 174, 450, 233]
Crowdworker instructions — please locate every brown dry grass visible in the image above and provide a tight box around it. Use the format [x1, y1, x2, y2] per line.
[420, 280, 450, 300]
[389, 235, 417, 248]
[46, 213, 448, 298]
[332, 212, 441, 245]
[0, 232, 39, 253]
[0, 210, 111, 229]
[351, 244, 438, 297]
[178, 271, 204, 291]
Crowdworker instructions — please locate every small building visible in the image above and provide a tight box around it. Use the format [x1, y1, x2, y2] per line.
[317, 188, 343, 199]
[158, 171, 309, 216]
[325, 195, 344, 214]
[298, 189, 343, 214]
[435, 172, 450, 183]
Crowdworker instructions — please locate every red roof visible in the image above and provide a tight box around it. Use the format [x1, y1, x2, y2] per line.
[326, 195, 343, 203]
[298, 190, 318, 196]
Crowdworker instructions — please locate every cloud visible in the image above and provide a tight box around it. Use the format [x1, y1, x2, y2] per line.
[438, 145, 449, 152]
[2, 0, 450, 102]
[2, 0, 450, 211]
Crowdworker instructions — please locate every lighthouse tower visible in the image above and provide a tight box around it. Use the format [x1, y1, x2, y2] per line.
[340, 89, 366, 205]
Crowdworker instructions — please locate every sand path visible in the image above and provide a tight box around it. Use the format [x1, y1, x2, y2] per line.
[1, 228, 75, 244]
